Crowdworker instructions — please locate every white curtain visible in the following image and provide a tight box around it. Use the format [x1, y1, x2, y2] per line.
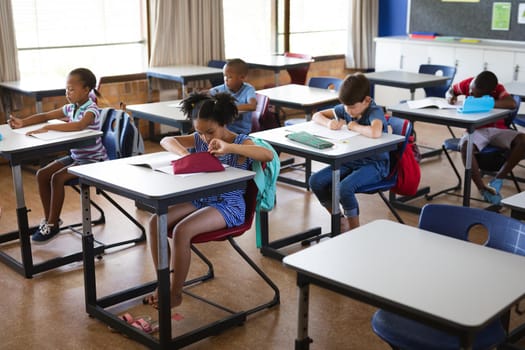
[0, 0, 20, 117]
[346, 0, 378, 69]
[149, 0, 225, 67]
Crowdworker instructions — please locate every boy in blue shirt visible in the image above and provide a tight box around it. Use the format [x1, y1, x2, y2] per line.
[210, 58, 256, 134]
[310, 74, 389, 232]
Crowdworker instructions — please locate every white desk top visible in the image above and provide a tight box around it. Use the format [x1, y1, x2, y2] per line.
[69, 152, 254, 199]
[146, 65, 223, 78]
[365, 70, 451, 86]
[257, 84, 339, 107]
[250, 121, 404, 159]
[243, 55, 312, 69]
[505, 82, 525, 99]
[0, 78, 66, 95]
[501, 191, 525, 212]
[126, 100, 187, 121]
[283, 219, 525, 329]
[0, 124, 101, 154]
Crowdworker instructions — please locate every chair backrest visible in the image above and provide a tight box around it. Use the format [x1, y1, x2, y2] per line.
[100, 108, 144, 160]
[251, 93, 270, 133]
[418, 64, 456, 98]
[419, 204, 525, 256]
[284, 52, 312, 85]
[507, 94, 522, 128]
[207, 59, 226, 87]
[307, 76, 343, 91]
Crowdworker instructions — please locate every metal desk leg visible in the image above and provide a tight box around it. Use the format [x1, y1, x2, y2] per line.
[13, 164, 33, 278]
[36, 99, 43, 114]
[295, 275, 312, 350]
[331, 168, 341, 236]
[463, 133, 473, 207]
[156, 213, 172, 347]
[81, 184, 97, 306]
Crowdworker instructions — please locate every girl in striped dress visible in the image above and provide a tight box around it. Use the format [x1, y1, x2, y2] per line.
[8, 68, 108, 244]
[144, 92, 273, 309]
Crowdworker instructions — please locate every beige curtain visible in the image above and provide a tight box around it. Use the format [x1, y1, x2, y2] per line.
[0, 0, 20, 117]
[149, 0, 225, 67]
[346, 0, 378, 69]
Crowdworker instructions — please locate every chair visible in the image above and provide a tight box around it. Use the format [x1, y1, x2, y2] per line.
[250, 93, 270, 133]
[354, 116, 413, 224]
[207, 59, 226, 87]
[67, 108, 146, 249]
[427, 94, 523, 200]
[168, 179, 280, 320]
[418, 64, 457, 98]
[284, 52, 312, 85]
[371, 204, 525, 350]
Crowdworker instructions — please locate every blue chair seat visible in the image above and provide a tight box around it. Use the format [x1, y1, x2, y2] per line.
[372, 309, 506, 350]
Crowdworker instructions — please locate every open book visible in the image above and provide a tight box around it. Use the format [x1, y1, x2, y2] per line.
[406, 97, 457, 110]
[128, 152, 181, 174]
[11, 119, 94, 140]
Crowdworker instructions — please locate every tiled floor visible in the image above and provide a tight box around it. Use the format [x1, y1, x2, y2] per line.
[1, 121, 524, 349]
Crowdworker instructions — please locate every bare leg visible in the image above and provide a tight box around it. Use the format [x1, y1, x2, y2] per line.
[36, 161, 66, 221]
[461, 143, 487, 192]
[495, 133, 525, 179]
[47, 167, 77, 226]
[170, 206, 226, 308]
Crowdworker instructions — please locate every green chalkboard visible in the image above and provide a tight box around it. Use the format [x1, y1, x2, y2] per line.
[409, 0, 524, 41]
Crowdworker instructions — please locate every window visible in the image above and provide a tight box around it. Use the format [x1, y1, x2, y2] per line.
[12, 0, 147, 80]
[277, 0, 348, 56]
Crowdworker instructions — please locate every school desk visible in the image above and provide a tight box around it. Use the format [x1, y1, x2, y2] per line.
[364, 70, 451, 101]
[0, 124, 101, 278]
[256, 84, 340, 120]
[502, 191, 525, 221]
[69, 152, 254, 349]
[283, 219, 525, 350]
[243, 55, 313, 86]
[126, 100, 191, 139]
[146, 65, 223, 98]
[0, 78, 66, 115]
[388, 103, 511, 211]
[250, 122, 403, 260]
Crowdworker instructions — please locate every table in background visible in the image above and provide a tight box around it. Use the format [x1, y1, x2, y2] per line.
[0, 124, 101, 278]
[126, 100, 191, 140]
[388, 103, 511, 211]
[502, 191, 525, 220]
[283, 219, 525, 350]
[69, 152, 254, 349]
[250, 123, 403, 260]
[365, 70, 451, 101]
[146, 65, 223, 99]
[0, 78, 66, 116]
[256, 84, 339, 121]
[244, 55, 313, 86]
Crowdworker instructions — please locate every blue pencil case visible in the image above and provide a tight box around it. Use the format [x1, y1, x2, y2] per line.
[457, 95, 494, 114]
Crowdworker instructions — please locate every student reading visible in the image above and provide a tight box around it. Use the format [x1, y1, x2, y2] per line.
[144, 92, 273, 308]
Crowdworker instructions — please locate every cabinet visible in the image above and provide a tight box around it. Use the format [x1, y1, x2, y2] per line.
[374, 36, 525, 107]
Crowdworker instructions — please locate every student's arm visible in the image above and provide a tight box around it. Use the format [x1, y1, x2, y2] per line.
[160, 134, 195, 156]
[236, 97, 257, 112]
[8, 108, 65, 129]
[348, 119, 384, 139]
[312, 109, 346, 130]
[27, 110, 97, 134]
[208, 138, 273, 162]
[494, 94, 517, 109]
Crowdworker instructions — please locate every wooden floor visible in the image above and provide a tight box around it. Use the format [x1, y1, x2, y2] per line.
[1, 121, 524, 350]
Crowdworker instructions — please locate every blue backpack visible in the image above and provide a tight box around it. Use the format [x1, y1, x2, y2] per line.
[250, 137, 280, 248]
[99, 108, 145, 159]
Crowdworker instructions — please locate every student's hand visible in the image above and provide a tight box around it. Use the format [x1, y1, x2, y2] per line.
[327, 119, 344, 130]
[26, 127, 48, 135]
[446, 93, 457, 105]
[208, 138, 229, 156]
[8, 115, 25, 129]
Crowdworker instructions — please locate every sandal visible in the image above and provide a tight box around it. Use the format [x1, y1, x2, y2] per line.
[109, 313, 152, 332]
[131, 318, 159, 334]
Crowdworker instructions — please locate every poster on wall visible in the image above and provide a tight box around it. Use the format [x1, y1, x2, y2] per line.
[492, 2, 511, 30]
[519, 3, 525, 24]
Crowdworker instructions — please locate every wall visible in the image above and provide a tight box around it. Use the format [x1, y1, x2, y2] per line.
[378, 0, 408, 37]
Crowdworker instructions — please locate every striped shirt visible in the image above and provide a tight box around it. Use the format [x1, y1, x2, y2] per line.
[191, 133, 252, 227]
[62, 99, 108, 162]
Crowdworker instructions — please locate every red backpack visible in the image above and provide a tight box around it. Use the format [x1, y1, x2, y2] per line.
[388, 117, 421, 196]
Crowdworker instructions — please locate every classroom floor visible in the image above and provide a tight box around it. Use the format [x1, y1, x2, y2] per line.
[1, 121, 525, 350]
